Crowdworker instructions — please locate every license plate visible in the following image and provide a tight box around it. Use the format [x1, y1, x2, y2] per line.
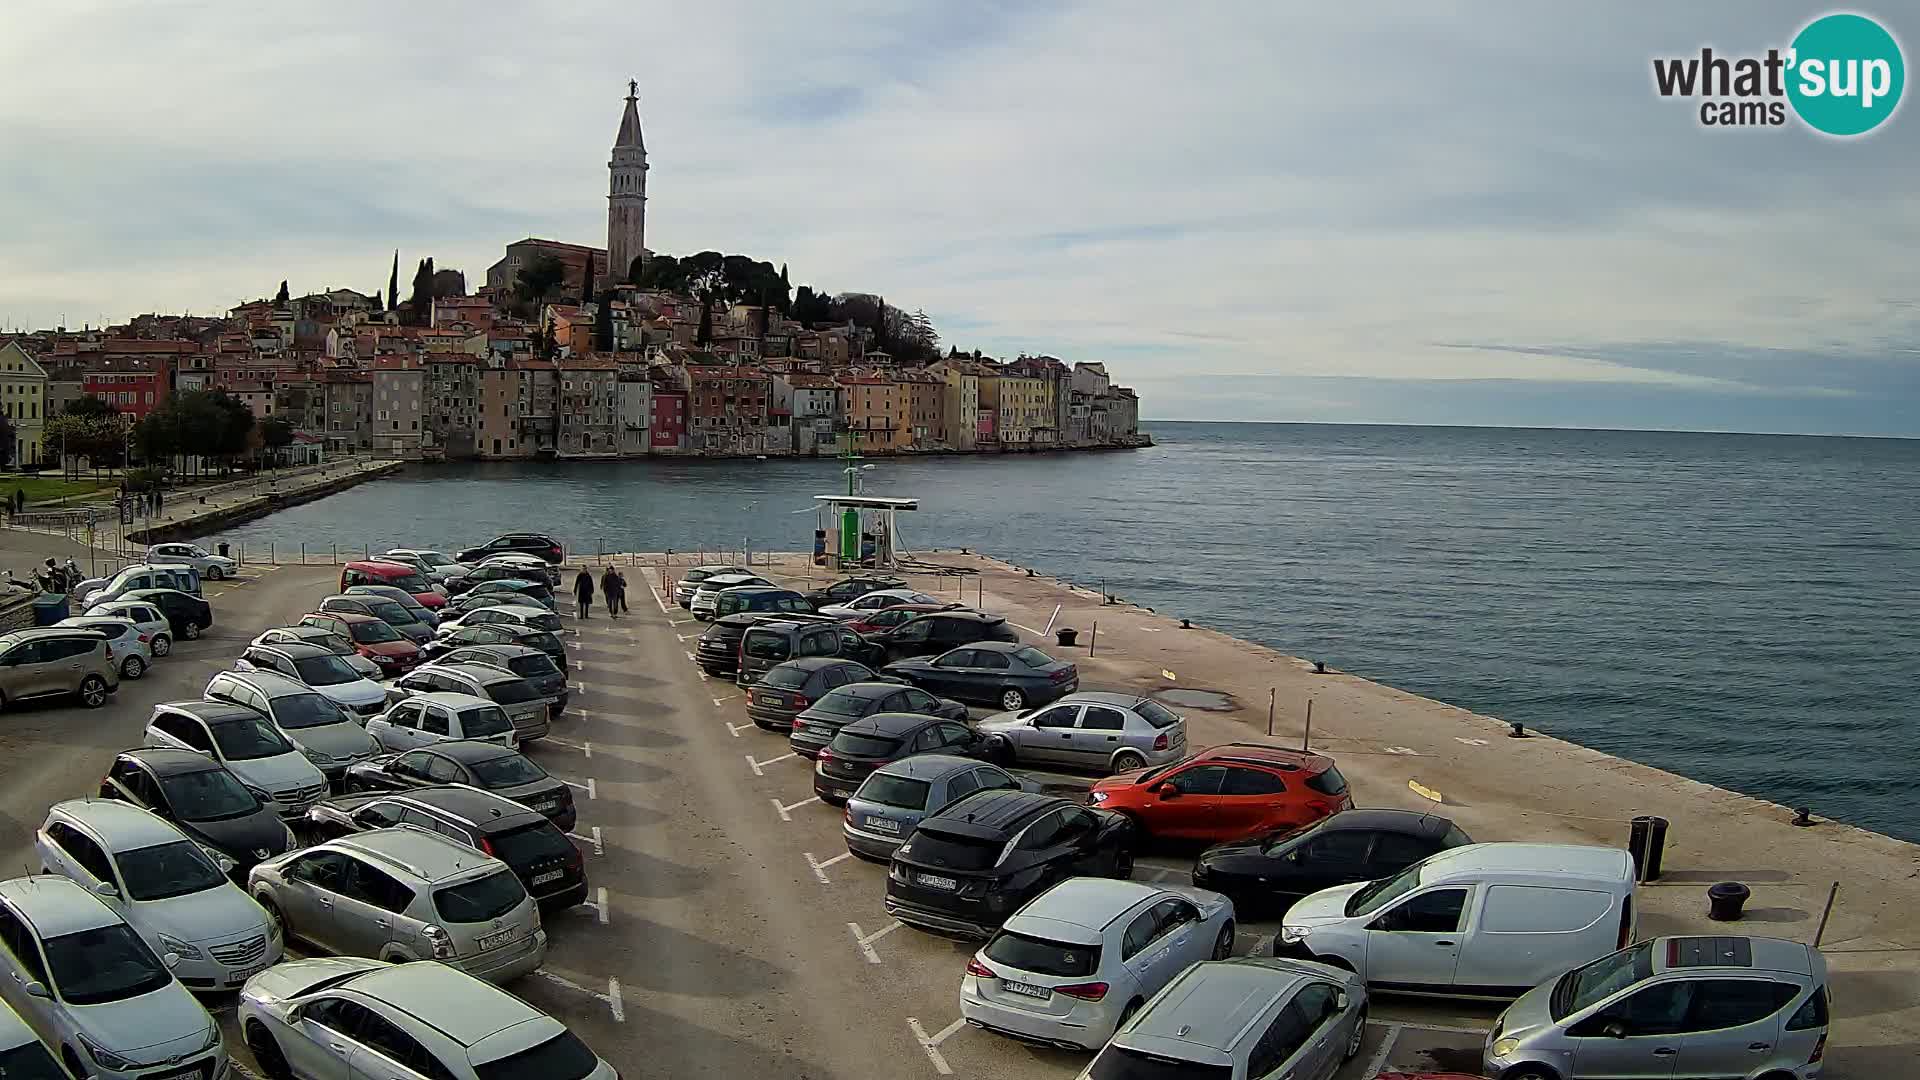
[478, 929, 517, 950]
[755, 693, 782, 706]
[228, 963, 265, 984]
[1001, 980, 1050, 1000]
[915, 873, 958, 890]
[535, 800, 560, 812]
[864, 816, 901, 834]
[150, 1065, 201, 1080]
[531, 870, 564, 885]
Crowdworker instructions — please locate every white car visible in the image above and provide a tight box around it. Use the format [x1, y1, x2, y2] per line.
[818, 588, 945, 621]
[35, 800, 281, 993]
[55, 615, 152, 679]
[961, 878, 1236, 1050]
[0, 876, 224, 1080]
[142, 701, 330, 820]
[673, 564, 748, 607]
[382, 549, 470, 584]
[240, 958, 616, 1080]
[367, 691, 518, 752]
[84, 599, 175, 657]
[145, 542, 238, 581]
[435, 603, 563, 636]
[688, 573, 773, 619]
[203, 670, 382, 782]
[252, 625, 383, 680]
[232, 642, 390, 717]
[0, 999, 64, 1080]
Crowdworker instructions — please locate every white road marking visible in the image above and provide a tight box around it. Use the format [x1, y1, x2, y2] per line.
[230, 1061, 266, 1080]
[907, 1017, 964, 1075]
[645, 581, 670, 614]
[712, 694, 738, 706]
[677, 633, 698, 642]
[773, 795, 821, 821]
[1009, 623, 1044, 637]
[531, 969, 625, 1023]
[668, 619, 692, 627]
[545, 737, 591, 757]
[560, 777, 597, 799]
[746, 752, 796, 776]
[726, 721, 752, 738]
[1384, 746, 1418, 755]
[567, 827, 604, 855]
[806, 850, 852, 884]
[684, 650, 697, 661]
[1362, 1022, 1400, 1078]
[848, 919, 902, 964]
[607, 976, 624, 1022]
[591, 886, 609, 924]
[1455, 737, 1490, 747]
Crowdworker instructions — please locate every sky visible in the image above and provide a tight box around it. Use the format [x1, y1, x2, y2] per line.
[1, 1, 1915, 436]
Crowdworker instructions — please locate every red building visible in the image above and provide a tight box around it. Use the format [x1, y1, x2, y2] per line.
[650, 389, 686, 449]
[81, 357, 170, 419]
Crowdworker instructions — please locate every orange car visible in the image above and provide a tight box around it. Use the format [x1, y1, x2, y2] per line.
[1087, 742, 1352, 842]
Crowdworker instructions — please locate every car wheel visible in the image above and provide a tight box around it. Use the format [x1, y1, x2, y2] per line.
[78, 676, 108, 708]
[1112, 846, 1134, 879]
[206, 566, 225, 581]
[183, 620, 202, 640]
[1111, 749, 1146, 773]
[150, 633, 171, 657]
[258, 895, 288, 939]
[999, 687, 1026, 711]
[1213, 921, 1235, 959]
[246, 1021, 293, 1080]
[1343, 1007, 1366, 1060]
[121, 655, 145, 680]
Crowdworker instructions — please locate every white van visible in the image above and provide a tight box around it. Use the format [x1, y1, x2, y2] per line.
[1271, 842, 1636, 998]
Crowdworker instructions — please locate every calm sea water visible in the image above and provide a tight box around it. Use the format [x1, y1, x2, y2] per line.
[211, 423, 1920, 841]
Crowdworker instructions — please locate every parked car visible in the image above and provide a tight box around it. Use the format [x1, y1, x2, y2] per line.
[710, 586, 814, 622]
[0, 876, 226, 1080]
[885, 641, 1079, 711]
[673, 564, 749, 607]
[438, 644, 570, 714]
[886, 790, 1135, 938]
[0, 627, 118, 709]
[233, 642, 388, 717]
[456, 532, 565, 565]
[85, 599, 174, 657]
[979, 692, 1188, 774]
[465, 578, 556, 610]
[317, 594, 435, 645]
[695, 612, 840, 677]
[844, 602, 959, 635]
[341, 742, 576, 831]
[856, 609, 1016, 663]
[962, 878, 1237, 1050]
[248, 827, 546, 982]
[53, 615, 150, 679]
[844, 755, 1034, 861]
[1074, 956, 1368, 1080]
[803, 574, 907, 608]
[35, 799, 280, 992]
[0, 999, 65, 1080]
[791, 681, 970, 759]
[815, 713, 991, 804]
[443, 563, 541, 597]
[203, 670, 381, 781]
[380, 548, 470, 585]
[302, 785, 588, 909]
[386, 662, 553, 743]
[737, 617, 878, 686]
[251, 624, 384, 680]
[299, 611, 424, 673]
[115, 588, 212, 642]
[444, 589, 553, 616]
[238, 958, 617, 1080]
[470, 552, 561, 587]
[435, 603, 563, 636]
[1273, 843, 1639, 997]
[367, 692, 517, 752]
[1484, 935, 1831, 1080]
[424, 623, 567, 672]
[143, 700, 331, 819]
[98, 749, 295, 877]
[744, 657, 877, 731]
[817, 587, 945, 621]
[1193, 809, 1475, 915]
[1091, 743, 1354, 842]
[145, 541, 238, 581]
[689, 574, 773, 620]
[76, 563, 201, 608]
[339, 561, 448, 611]
[345, 583, 441, 628]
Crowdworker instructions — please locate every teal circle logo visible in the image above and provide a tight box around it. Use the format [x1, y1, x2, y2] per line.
[1787, 13, 1905, 136]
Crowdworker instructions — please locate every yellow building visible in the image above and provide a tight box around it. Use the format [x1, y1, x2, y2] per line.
[980, 369, 1051, 447]
[838, 375, 909, 451]
[0, 341, 48, 466]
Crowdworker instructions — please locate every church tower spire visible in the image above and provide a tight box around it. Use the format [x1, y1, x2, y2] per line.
[607, 80, 649, 285]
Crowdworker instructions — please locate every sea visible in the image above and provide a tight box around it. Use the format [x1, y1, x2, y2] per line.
[209, 423, 1920, 842]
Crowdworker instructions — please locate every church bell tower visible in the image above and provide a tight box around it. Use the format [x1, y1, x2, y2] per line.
[607, 80, 648, 285]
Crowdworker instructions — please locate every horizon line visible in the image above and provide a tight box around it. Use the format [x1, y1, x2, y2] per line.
[1137, 418, 1920, 442]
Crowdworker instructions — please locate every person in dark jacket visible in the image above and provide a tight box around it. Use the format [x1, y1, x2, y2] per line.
[573, 569, 594, 619]
[612, 568, 630, 614]
[599, 567, 624, 619]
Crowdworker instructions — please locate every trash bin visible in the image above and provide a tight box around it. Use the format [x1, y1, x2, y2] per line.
[1708, 881, 1751, 921]
[31, 593, 69, 626]
[217, 542, 231, 559]
[1628, 815, 1670, 882]
[1056, 628, 1079, 647]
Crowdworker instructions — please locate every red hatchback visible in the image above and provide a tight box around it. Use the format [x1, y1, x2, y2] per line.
[1088, 742, 1352, 842]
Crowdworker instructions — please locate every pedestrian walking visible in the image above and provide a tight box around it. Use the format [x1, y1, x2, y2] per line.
[611, 567, 629, 615]
[573, 569, 595, 619]
[599, 567, 620, 619]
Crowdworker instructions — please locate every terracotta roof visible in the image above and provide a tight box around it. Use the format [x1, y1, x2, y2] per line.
[370, 356, 420, 370]
[558, 355, 619, 370]
[687, 366, 769, 381]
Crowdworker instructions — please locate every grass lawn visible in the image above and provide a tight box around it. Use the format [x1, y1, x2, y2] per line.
[0, 474, 112, 504]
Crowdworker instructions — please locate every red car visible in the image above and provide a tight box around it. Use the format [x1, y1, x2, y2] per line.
[843, 603, 954, 635]
[1088, 742, 1352, 841]
[299, 611, 423, 674]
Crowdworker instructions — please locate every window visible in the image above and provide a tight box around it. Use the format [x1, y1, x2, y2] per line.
[974, 767, 1021, 792]
[155, 713, 215, 753]
[1166, 764, 1227, 795]
[355, 1009, 455, 1080]
[1787, 985, 1829, 1030]
[1032, 705, 1079, 729]
[1374, 887, 1468, 934]
[932, 649, 975, 669]
[1370, 832, 1437, 871]
[340, 858, 414, 913]
[971, 650, 1011, 671]
[1017, 810, 1065, 850]
[425, 756, 462, 783]
[1572, 980, 1694, 1038]
[1220, 767, 1287, 795]
[1684, 979, 1802, 1031]
[1290, 982, 1342, 1027]
[422, 708, 451, 736]
[288, 851, 351, 891]
[0, 906, 46, 984]
[52, 825, 116, 885]
[1081, 706, 1126, 731]
[1120, 909, 1159, 960]
[1246, 998, 1316, 1077]
[1302, 829, 1375, 867]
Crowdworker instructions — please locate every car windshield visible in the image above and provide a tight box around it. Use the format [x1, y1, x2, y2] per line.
[829, 732, 900, 758]
[310, 633, 357, 656]
[490, 821, 574, 865]
[1307, 765, 1349, 796]
[985, 930, 1099, 977]
[520, 631, 562, 653]
[0, 1039, 68, 1080]
[742, 633, 790, 660]
[473, 1031, 600, 1080]
[421, 553, 456, 568]
[43, 923, 172, 1006]
[159, 768, 261, 820]
[432, 870, 527, 923]
[116, 840, 226, 901]
[209, 716, 296, 760]
[1136, 700, 1182, 729]
[1552, 942, 1654, 1020]
[812, 690, 871, 717]
[293, 655, 361, 687]
[505, 655, 559, 680]
[275, 693, 350, 730]
[385, 572, 432, 593]
[903, 825, 1002, 871]
[1011, 646, 1055, 668]
[349, 620, 403, 644]
[367, 601, 418, 625]
[857, 773, 930, 810]
[1260, 820, 1320, 854]
[1345, 858, 1427, 916]
[1088, 1047, 1230, 1080]
[484, 679, 540, 706]
[761, 665, 812, 690]
[460, 707, 513, 738]
[469, 754, 547, 787]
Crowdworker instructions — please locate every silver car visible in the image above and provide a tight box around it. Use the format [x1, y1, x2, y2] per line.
[55, 615, 152, 679]
[844, 755, 1034, 860]
[1075, 956, 1367, 1080]
[388, 663, 553, 742]
[204, 669, 381, 781]
[689, 573, 772, 620]
[963, 878, 1237, 1050]
[252, 625, 382, 680]
[248, 826, 546, 983]
[673, 564, 748, 608]
[145, 542, 237, 581]
[1485, 935, 1831, 1080]
[382, 548, 471, 584]
[978, 692, 1188, 773]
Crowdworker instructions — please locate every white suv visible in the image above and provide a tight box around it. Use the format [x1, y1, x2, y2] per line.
[142, 700, 329, 819]
[35, 799, 281, 992]
[241, 957, 614, 1080]
[367, 692, 517, 753]
[248, 826, 546, 983]
[0, 876, 224, 1080]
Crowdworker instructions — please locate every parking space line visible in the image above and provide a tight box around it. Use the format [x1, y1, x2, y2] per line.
[684, 650, 697, 661]
[543, 737, 591, 757]
[230, 1061, 267, 1080]
[907, 1017, 964, 1075]
[1362, 1022, 1400, 1078]
[560, 777, 597, 799]
[1388, 1019, 1492, 1036]
[847, 919, 902, 964]
[806, 850, 852, 884]
[712, 694, 738, 706]
[531, 969, 625, 1023]
[677, 633, 698, 641]
[726, 721, 753, 738]
[645, 581, 670, 614]
[772, 795, 821, 821]
[746, 752, 796, 776]
[577, 886, 610, 925]
[567, 827, 604, 855]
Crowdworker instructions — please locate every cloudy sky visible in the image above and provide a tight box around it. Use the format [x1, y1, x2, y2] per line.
[3, 1, 1915, 435]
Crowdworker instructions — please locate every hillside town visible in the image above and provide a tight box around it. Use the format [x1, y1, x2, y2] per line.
[0, 84, 1144, 466]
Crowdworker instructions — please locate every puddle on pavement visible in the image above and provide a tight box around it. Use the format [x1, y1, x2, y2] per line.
[1156, 688, 1238, 711]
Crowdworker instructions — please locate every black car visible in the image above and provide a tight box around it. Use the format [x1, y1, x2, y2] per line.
[790, 681, 970, 758]
[710, 586, 815, 622]
[303, 784, 588, 909]
[441, 644, 570, 713]
[884, 641, 1079, 711]
[744, 657, 877, 732]
[120, 587, 213, 640]
[98, 749, 292, 878]
[694, 612, 837, 676]
[736, 617, 879, 686]
[425, 623, 567, 671]
[812, 712, 989, 804]
[885, 789, 1134, 938]
[862, 610, 1021, 664]
[456, 533, 565, 565]
[1191, 809, 1474, 914]
[804, 575, 908, 607]
[342, 740, 576, 831]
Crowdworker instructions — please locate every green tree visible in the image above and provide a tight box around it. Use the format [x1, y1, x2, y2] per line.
[696, 296, 713, 348]
[0, 413, 14, 468]
[406, 258, 436, 325]
[519, 256, 568, 303]
[275, 280, 290, 304]
[260, 415, 295, 464]
[594, 293, 614, 352]
[388, 249, 400, 311]
[63, 395, 118, 418]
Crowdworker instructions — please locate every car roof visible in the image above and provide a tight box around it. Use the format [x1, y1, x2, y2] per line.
[843, 711, 943, 737]
[0, 876, 124, 937]
[719, 585, 786, 595]
[922, 610, 1004, 625]
[832, 681, 905, 701]
[1315, 808, 1455, 838]
[1062, 691, 1151, 709]
[344, 560, 413, 572]
[1656, 936, 1814, 976]
[379, 786, 543, 828]
[124, 588, 196, 599]
[967, 641, 1026, 655]
[346, 962, 543, 1046]
[431, 663, 515, 684]
[119, 747, 231, 776]
[925, 788, 1060, 831]
[335, 826, 499, 882]
[50, 798, 187, 850]
[410, 691, 496, 711]
[1415, 842, 1632, 883]
[0, 627, 102, 643]
[1009, 879, 1164, 937]
[777, 656, 856, 673]
[162, 698, 273, 723]
[1126, 958, 1313, 1054]
[1191, 742, 1337, 773]
[449, 643, 543, 660]
[422, 740, 520, 764]
[251, 642, 335, 662]
[871, 754, 981, 781]
[315, 610, 380, 623]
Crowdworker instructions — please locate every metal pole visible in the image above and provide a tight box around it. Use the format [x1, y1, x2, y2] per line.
[1302, 698, 1313, 752]
[301, 543, 307, 565]
[1267, 689, 1276, 736]
[1812, 882, 1840, 946]
[270, 541, 275, 565]
[1089, 621, 1097, 657]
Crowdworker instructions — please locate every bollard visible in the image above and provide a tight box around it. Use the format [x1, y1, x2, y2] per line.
[301, 543, 307, 565]
[1628, 816, 1670, 882]
[1509, 721, 1529, 738]
[270, 542, 276, 564]
[1302, 698, 1313, 751]
[1707, 881, 1750, 921]
[1266, 689, 1276, 736]
[1812, 882, 1840, 946]
[1088, 621, 1097, 656]
[1792, 807, 1815, 827]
